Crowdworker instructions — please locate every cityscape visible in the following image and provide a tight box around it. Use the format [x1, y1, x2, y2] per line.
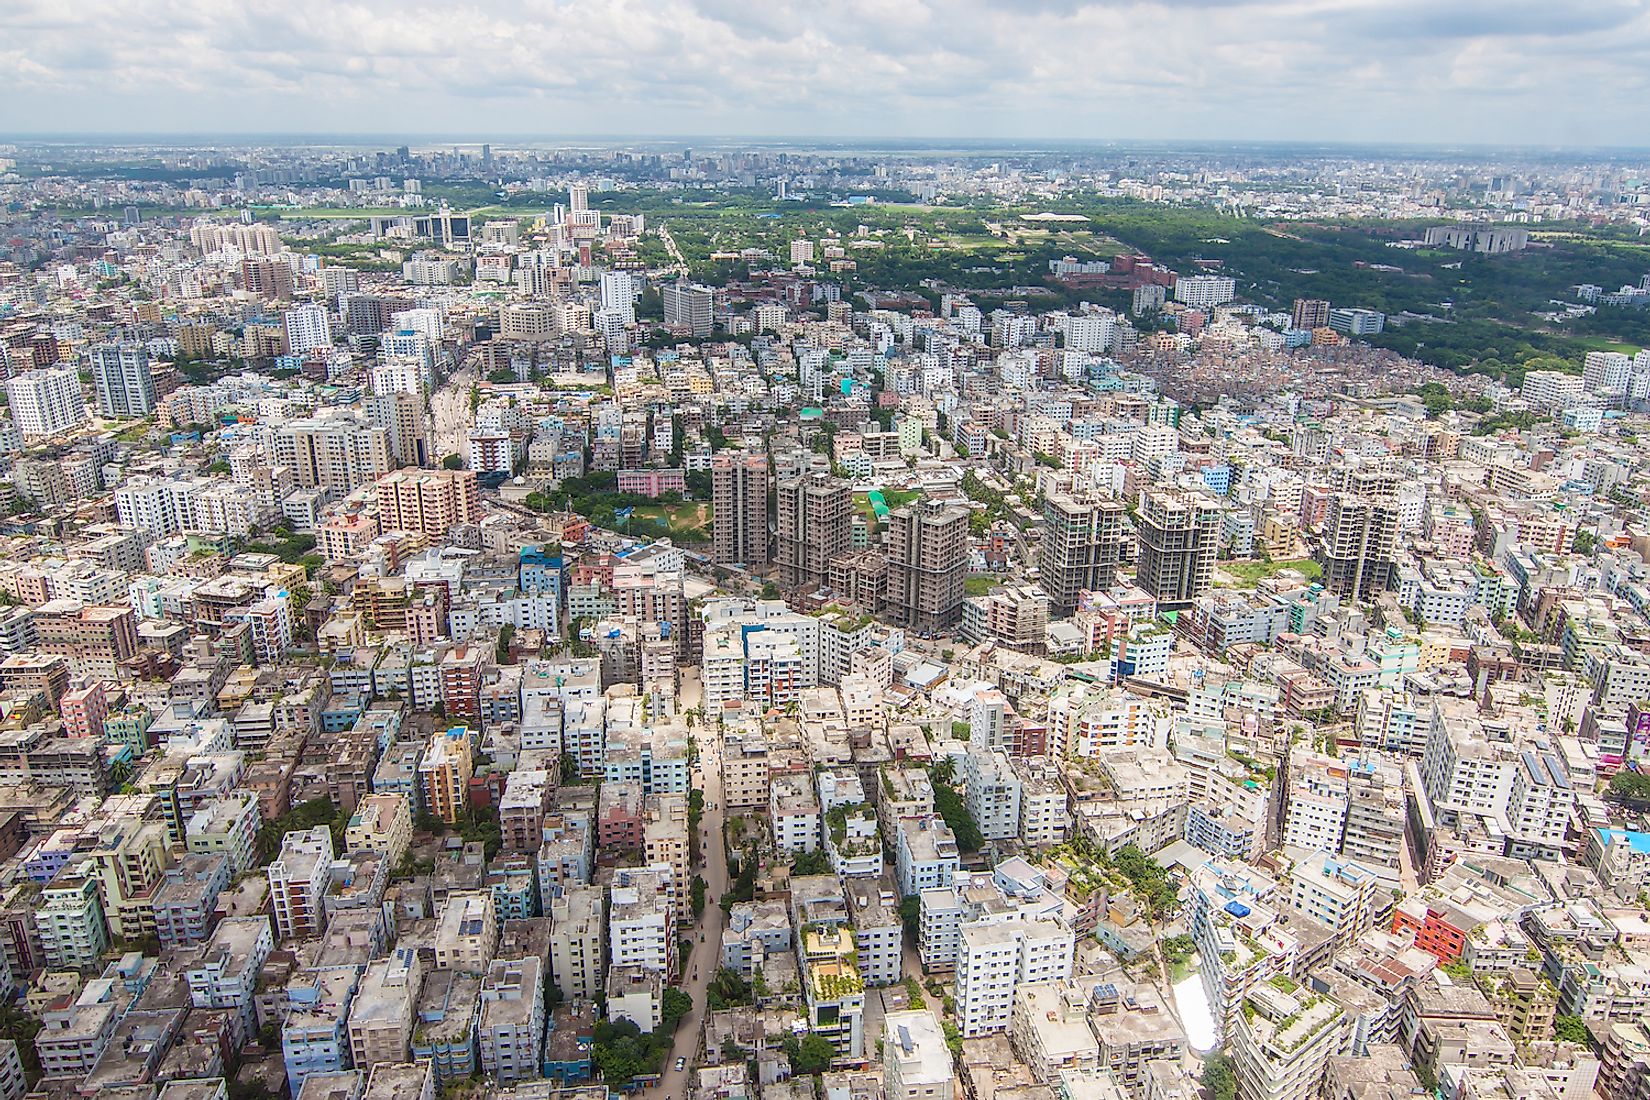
[5, 79, 1650, 1100]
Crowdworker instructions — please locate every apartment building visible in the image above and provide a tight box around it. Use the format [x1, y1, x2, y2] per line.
[1040, 492, 1128, 615]
[775, 470, 852, 591]
[478, 956, 545, 1083]
[1135, 490, 1221, 608]
[419, 727, 473, 825]
[434, 892, 498, 974]
[712, 451, 770, 567]
[956, 916, 1076, 1037]
[268, 826, 334, 941]
[345, 793, 414, 867]
[347, 948, 425, 1068]
[886, 499, 970, 632]
[375, 469, 481, 539]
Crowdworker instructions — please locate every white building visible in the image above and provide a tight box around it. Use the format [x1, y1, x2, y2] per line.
[1173, 275, 1236, 310]
[7, 366, 87, 439]
[956, 916, 1075, 1037]
[285, 304, 334, 356]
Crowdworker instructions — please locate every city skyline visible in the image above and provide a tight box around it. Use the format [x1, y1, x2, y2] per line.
[4, 0, 1650, 146]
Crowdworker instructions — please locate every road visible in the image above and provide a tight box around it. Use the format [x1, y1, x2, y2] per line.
[656, 225, 690, 278]
[429, 364, 475, 462]
[656, 668, 727, 1100]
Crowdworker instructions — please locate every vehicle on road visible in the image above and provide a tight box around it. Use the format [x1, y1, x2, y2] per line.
[675, 1057, 687, 1071]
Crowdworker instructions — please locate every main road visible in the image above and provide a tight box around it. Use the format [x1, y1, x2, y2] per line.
[655, 668, 727, 1100]
[429, 363, 476, 463]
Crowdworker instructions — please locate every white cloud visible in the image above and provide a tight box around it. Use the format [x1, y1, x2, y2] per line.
[0, 0, 1646, 143]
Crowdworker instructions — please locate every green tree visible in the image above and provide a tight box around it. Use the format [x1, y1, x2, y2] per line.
[660, 987, 693, 1031]
[784, 1032, 835, 1075]
[1554, 1015, 1592, 1046]
[442, 453, 464, 470]
[1202, 1054, 1236, 1100]
[790, 848, 831, 875]
[898, 894, 921, 937]
[692, 875, 708, 917]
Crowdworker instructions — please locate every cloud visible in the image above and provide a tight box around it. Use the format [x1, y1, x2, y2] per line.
[0, 0, 1646, 145]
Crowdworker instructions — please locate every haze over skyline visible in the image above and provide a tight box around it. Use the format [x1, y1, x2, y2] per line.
[4, 0, 1650, 147]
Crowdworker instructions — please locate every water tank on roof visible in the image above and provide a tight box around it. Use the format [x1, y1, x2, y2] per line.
[1225, 901, 1252, 918]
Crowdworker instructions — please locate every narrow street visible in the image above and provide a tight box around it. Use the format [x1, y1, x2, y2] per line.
[655, 669, 727, 1099]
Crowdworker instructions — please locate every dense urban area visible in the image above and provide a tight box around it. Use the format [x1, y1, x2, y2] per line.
[4, 137, 1650, 1100]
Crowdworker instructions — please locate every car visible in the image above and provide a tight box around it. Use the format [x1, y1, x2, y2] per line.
[675, 1057, 687, 1071]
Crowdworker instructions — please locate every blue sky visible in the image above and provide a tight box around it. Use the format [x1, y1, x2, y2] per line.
[2, 0, 1647, 146]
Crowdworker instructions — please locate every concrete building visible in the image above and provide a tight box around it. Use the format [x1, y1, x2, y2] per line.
[478, 956, 545, 1083]
[435, 892, 498, 974]
[776, 471, 852, 591]
[1135, 490, 1220, 608]
[886, 500, 970, 632]
[1040, 493, 1128, 616]
[1228, 982, 1346, 1100]
[419, 727, 473, 825]
[268, 826, 333, 941]
[6, 365, 87, 439]
[956, 916, 1075, 1037]
[347, 948, 424, 1068]
[89, 343, 157, 419]
[375, 470, 482, 539]
[712, 451, 770, 568]
[885, 1010, 953, 1100]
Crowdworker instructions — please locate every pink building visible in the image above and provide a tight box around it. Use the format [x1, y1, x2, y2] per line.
[617, 469, 687, 496]
[61, 683, 107, 740]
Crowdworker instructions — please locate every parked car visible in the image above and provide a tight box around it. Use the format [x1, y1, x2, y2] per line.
[675, 1057, 687, 1071]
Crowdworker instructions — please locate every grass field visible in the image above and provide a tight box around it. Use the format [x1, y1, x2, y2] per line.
[1216, 558, 1323, 588]
[625, 502, 711, 541]
[965, 574, 1001, 596]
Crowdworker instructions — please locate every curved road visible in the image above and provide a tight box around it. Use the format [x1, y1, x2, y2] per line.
[655, 669, 727, 1100]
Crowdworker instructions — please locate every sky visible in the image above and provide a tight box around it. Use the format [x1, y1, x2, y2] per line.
[2, 0, 1649, 147]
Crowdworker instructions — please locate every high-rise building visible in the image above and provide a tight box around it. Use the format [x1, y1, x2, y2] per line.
[886, 499, 970, 632]
[242, 257, 294, 300]
[284, 303, 333, 356]
[1134, 490, 1221, 608]
[569, 182, 589, 213]
[600, 272, 636, 324]
[1039, 492, 1128, 615]
[88, 343, 156, 419]
[1228, 983, 1346, 1100]
[1315, 467, 1400, 602]
[365, 391, 430, 468]
[712, 451, 770, 568]
[6, 366, 87, 439]
[1291, 298, 1331, 330]
[275, 414, 393, 492]
[662, 282, 714, 337]
[775, 470, 852, 591]
[374, 469, 481, 538]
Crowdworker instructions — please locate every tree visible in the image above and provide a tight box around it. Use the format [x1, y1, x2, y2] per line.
[899, 894, 921, 937]
[760, 581, 782, 601]
[706, 967, 753, 1010]
[1554, 1015, 1592, 1046]
[442, 453, 464, 470]
[660, 987, 693, 1031]
[929, 765, 984, 852]
[790, 848, 831, 876]
[1202, 1054, 1236, 1100]
[785, 1032, 835, 1075]
[692, 875, 707, 917]
[495, 623, 515, 664]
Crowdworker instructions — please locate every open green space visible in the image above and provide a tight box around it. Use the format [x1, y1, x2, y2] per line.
[623, 502, 711, 541]
[1216, 558, 1323, 588]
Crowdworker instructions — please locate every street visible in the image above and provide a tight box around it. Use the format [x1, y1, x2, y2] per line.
[429, 364, 475, 462]
[655, 668, 727, 1100]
